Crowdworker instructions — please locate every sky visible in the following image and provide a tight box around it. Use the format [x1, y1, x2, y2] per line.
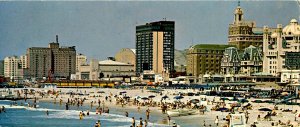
[0, 1, 299, 60]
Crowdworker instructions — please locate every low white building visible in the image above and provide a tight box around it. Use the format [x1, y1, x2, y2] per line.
[99, 60, 135, 78]
[281, 70, 300, 84]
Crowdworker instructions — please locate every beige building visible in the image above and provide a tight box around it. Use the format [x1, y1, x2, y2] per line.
[76, 53, 87, 72]
[115, 48, 136, 70]
[263, 19, 300, 82]
[228, 3, 263, 50]
[4, 55, 27, 81]
[187, 44, 232, 77]
[99, 60, 135, 78]
[26, 35, 76, 80]
[75, 59, 99, 80]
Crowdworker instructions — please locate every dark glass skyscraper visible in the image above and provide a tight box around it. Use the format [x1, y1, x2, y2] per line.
[136, 21, 175, 75]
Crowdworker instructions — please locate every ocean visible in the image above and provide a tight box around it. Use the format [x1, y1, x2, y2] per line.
[0, 100, 171, 127]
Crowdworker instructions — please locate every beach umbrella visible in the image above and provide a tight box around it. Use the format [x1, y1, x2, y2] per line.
[217, 107, 228, 112]
[174, 96, 184, 100]
[252, 100, 263, 103]
[123, 96, 130, 99]
[97, 91, 105, 93]
[190, 99, 200, 104]
[162, 95, 169, 100]
[258, 108, 272, 112]
[120, 91, 127, 93]
[148, 95, 156, 98]
[238, 99, 249, 103]
[141, 97, 149, 100]
[135, 96, 141, 99]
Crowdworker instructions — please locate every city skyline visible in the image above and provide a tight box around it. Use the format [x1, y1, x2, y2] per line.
[0, 1, 298, 60]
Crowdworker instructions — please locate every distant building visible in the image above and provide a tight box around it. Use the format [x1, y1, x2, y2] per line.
[4, 55, 27, 82]
[76, 53, 87, 72]
[0, 60, 4, 76]
[136, 21, 175, 75]
[240, 45, 263, 76]
[221, 46, 263, 82]
[186, 44, 232, 77]
[75, 59, 99, 80]
[221, 47, 241, 75]
[115, 48, 136, 71]
[263, 19, 300, 83]
[99, 60, 135, 78]
[26, 35, 76, 80]
[228, 3, 263, 50]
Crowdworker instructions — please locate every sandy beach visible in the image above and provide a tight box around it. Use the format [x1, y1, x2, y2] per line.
[2, 87, 300, 127]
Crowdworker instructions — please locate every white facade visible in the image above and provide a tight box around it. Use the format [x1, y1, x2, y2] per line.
[99, 60, 135, 78]
[281, 70, 300, 84]
[263, 19, 300, 79]
[4, 56, 26, 81]
[76, 53, 87, 72]
[75, 59, 99, 80]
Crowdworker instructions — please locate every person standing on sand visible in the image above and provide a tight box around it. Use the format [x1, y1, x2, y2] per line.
[146, 108, 150, 120]
[215, 116, 219, 126]
[139, 117, 143, 127]
[167, 115, 171, 125]
[144, 119, 148, 127]
[132, 117, 136, 127]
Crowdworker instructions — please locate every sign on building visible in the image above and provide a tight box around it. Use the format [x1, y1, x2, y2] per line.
[285, 52, 300, 69]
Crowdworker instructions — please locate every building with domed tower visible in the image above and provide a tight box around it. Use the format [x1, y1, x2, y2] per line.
[228, 2, 264, 50]
[263, 19, 300, 83]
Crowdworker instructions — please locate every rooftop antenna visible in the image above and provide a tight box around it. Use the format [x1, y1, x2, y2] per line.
[56, 35, 58, 43]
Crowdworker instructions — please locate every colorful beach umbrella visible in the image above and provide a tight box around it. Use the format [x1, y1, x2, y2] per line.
[174, 96, 184, 100]
[148, 95, 155, 98]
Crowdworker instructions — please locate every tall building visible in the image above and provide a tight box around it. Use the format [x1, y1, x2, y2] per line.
[263, 19, 300, 81]
[186, 44, 232, 77]
[27, 35, 76, 80]
[136, 21, 175, 75]
[115, 48, 136, 71]
[4, 56, 26, 81]
[76, 53, 87, 72]
[0, 60, 4, 76]
[228, 3, 263, 50]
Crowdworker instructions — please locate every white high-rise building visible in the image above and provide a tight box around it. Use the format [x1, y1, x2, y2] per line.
[263, 19, 300, 83]
[76, 53, 87, 72]
[4, 55, 27, 82]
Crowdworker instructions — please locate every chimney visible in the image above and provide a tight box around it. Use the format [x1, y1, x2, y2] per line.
[56, 35, 58, 43]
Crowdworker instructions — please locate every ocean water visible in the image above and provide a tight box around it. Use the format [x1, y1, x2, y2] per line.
[0, 100, 171, 127]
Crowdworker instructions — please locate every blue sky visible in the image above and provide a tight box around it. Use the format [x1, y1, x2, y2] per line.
[0, 1, 298, 60]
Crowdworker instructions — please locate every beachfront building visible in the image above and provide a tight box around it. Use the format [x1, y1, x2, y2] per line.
[76, 53, 87, 72]
[75, 59, 99, 80]
[99, 60, 135, 78]
[263, 19, 300, 83]
[26, 35, 76, 80]
[186, 44, 232, 77]
[4, 56, 27, 82]
[221, 45, 263, 82]
[136, 21, 175, 75]
[115, 48, 136, 71]
[240, 45, 263, 76]
[228, 2, 263, 50]
[221, 47, 240, 82]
